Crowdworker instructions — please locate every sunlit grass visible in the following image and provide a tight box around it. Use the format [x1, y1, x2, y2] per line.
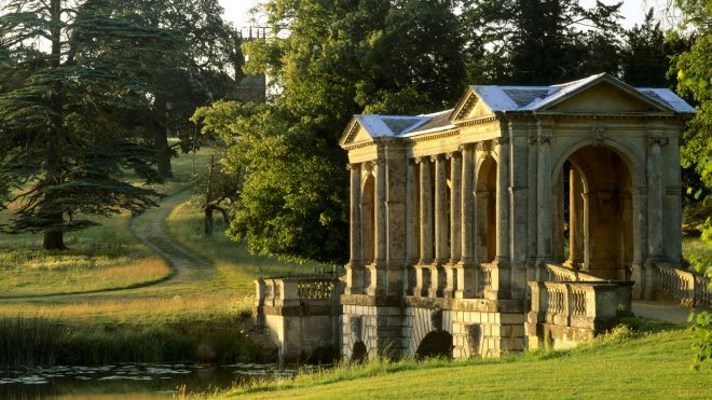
[682, 236, 712, 270]
[211, 327, 712, 400]
[166, 198, 324, 295]
[0, 256, 170, 297]
[0, 294, 252, 325]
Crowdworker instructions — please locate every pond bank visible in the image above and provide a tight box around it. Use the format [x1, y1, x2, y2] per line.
[0, 362, 291, 400]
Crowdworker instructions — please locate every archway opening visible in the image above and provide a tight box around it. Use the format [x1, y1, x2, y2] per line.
[351, 341, 367, 363]
[415, 330, 453, 359]
[557, 145, 633, 280]
[476, 157, 497, 263]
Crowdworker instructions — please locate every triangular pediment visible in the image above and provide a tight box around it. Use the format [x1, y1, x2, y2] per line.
[339, 115, 432, 148]
[539, 78, 672, 113]
[339, 118, 371, 147]
[450, 89, 498, 122]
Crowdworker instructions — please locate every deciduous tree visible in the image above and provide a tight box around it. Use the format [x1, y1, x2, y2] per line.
[672, 0, 712, 370]
[196, 0, 466, 264]
[114, 0, 242, 178]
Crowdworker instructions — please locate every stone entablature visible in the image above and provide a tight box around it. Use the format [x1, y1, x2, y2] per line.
[337, 73, 695, 360]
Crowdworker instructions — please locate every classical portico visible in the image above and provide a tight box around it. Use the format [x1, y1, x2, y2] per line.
[338, 73, 695, 360]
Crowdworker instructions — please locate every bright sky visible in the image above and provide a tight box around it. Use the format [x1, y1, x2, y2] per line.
[218, 0, 659, 30]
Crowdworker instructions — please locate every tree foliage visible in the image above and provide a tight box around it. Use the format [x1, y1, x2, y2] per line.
[194, 0, 467, 264]
[0, 0, 178, 249]
[674, 0, 712, 248]
[460, 0, 624, 84]
[671, 0, 712, 370]
[110, 0, 241, 178]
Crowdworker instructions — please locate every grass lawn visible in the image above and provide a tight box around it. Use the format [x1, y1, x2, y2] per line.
[216, 326, 712, 400]
[0, 146, 324, 366]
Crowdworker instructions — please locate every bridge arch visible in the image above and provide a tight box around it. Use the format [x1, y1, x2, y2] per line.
[415, 330, 453, 359]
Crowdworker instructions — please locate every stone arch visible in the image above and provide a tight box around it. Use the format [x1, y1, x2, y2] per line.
[351, 341, 367, 363]
[551, 136, 644, 190]
[555, 144, 635, 279]
[476, 156, 497, 263]
[415, 330, 453, 359]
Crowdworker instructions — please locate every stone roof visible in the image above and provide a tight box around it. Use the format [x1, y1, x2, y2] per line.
[342, 73, 695, 144]
[353, 115, 430, 138]
[470, 73, 696, 113]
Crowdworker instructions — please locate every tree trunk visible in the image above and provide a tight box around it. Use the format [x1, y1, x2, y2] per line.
[204, 206, 214, 237]
[43, 229, 67, 250]
[154, 96, 173, 178]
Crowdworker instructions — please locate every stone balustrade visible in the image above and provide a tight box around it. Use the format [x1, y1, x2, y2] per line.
[656, 265, 712, 307]
[527, 279, 633, 349]
[544, 264, 606, 283]
[255, 277, 343, 314]
[404, 263, 493, 300]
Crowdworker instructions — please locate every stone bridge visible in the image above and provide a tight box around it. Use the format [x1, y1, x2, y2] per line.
[255, 73, 700, 363]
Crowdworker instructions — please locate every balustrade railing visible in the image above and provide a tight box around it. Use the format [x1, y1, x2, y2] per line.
[405, 263, 493, 300]
[545, 264, 606, 283]
[528, 280, 632, 330]
[255, 277, 343, 310]
[656, 265, 711, 307]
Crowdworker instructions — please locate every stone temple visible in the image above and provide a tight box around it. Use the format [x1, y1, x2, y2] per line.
[255, 73, 705, 363]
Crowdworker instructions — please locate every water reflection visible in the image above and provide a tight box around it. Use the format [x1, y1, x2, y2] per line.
[0, 363, 287, 400]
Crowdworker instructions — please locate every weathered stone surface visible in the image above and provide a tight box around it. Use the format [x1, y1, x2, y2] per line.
[255, 74, 693, 363]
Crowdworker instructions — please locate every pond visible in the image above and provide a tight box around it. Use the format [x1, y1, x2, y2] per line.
[0, 363, 292, 399]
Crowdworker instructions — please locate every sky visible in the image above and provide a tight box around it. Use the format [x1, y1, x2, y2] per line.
[218, 0, 657, 30]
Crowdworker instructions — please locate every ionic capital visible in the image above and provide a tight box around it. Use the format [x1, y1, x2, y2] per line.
[646, 135, 670, 147]
[430, 153, 446, 162]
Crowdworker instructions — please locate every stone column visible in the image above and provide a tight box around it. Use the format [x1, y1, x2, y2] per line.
[647, 135, 666, 262]
[405, 159, 418, 296]
[457, 145, 476, 299]
[450, 151, 463, 263]
[535, 122, 554, 264]
[664, 135, 682, 265]
[553, 173, 565, 262]
[567, 168, 584, 267]
[368, 159, 387, 296]
[416, 157, 433, 297]
[445, 151, 462, 298]
[461, 145, 476, 263]
[432, 154, 448, 296]
[374, 160, 387, 263]
[631, 187, 649, 299]
[495, 137, 510, 264]
[419, 157, 434, 263]
[581, 191, 590, 271]
[346, 163, 362, 295]
[434, 154, 449, 263]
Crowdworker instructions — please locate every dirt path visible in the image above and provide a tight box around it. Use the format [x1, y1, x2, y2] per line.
[128, 188, 212, 285]
[0, 188, 211, 303]
[632, 300, 711, 325]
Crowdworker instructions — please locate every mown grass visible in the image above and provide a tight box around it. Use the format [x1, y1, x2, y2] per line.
[166, 199, 323, 294]
[0, 183, 167, 297]
[0, 145, 319, 367]
[209, 325, 712, 400]
[683, 236, 712, 270]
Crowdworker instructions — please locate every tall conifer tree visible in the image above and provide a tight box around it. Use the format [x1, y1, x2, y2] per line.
[0, 0, 178, 249]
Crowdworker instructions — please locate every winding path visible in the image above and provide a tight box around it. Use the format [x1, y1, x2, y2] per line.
[128, 188, 212, 286]
[0, 187, 211, 302]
